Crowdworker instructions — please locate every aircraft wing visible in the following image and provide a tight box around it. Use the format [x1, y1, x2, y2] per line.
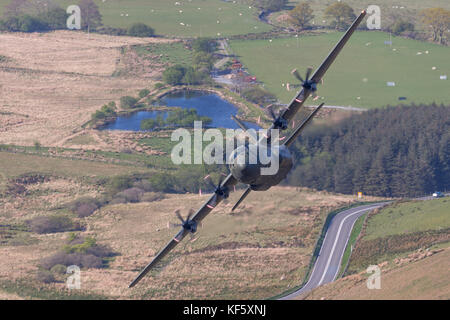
[190, 173, 237, 223]
[278, 10, 366, 124]
[128, 228, 188, 288]
[129, 173, 238, 287]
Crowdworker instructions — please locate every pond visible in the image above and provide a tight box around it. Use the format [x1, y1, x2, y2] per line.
[101, 90, 260, 131]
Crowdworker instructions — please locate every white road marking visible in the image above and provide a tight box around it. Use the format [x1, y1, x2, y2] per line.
[317, 205, 379, 286]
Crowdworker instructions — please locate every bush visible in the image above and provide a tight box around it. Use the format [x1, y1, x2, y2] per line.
[191, 38, 217, 53]
[108, 176, 133, 194]
[6, 183, 26, 195]
[120, 96, 139, 109]
[128, 23, 155, 37]
[27, 216, 83, 234]
[139, 89, 150, 98]
[121, 187, 144, 202]
[41, 235, 117, 270]
[392, 20, 415, 35]
[91, 102, 117, 121]
[0, 15, 48, 32]
[141, 192, 165, 202]
[242, 87, 276, 105]
[163, 65, 186, 85]
[109, 195, 127, 205]
[36, 270, 56, 284]
[133, 180, 154, 192]
[50, 264, 67, 275]
[154, 82, 165, 90]
[69, 197, 101, 218]
[40, 252, 103, 269]
[113, 187, 144, 204]
[96, 26, 128, 36]
[37, 7, 68, 30]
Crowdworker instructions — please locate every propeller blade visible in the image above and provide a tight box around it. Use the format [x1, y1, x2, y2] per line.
[266, 104, 276, 120]
[175, 210, 184, 224]
[291, 68, 304, 82]
[305, 66, 313, 81]
[186, 208, 194, 221]
[168, 222, 182, 229]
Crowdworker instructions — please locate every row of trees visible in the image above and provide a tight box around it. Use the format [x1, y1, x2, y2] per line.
[140, 108, 212, 130]
[1, 0, 155, 36]
[288, 2, 449, 44]
[251, 0, 287, 13]
[288, 2, 357, 31]
[285, 104, 450, 198]
[0, 0, 96, 32]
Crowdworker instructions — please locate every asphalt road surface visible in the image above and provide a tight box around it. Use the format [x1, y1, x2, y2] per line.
[281, 202, 390, 300]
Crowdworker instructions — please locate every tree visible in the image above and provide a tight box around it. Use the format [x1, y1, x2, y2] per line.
[78, 0, 102, 31]
[182, 66, 202, 85]
[193, 51, 214, 71]
[17, 14, 49, 32]
[37, 6, 68, 30]
[421, 8, 450, 45]
[324, 2, 356, 30]
[191, 38, 217, 53]
[391, 20, 414, 36]
[289, 2, 314, 31]
[252, 0, 287, 12]
[163, 65, 186, 85]
[128, 23, 154, 37]
[120, 96, 139, 109]
[3, 0, 27, 18]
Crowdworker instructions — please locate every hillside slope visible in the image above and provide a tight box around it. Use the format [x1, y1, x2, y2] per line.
[300, 246, 450, 300]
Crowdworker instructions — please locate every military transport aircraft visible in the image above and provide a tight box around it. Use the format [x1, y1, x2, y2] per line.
[129, 10, 367, 288]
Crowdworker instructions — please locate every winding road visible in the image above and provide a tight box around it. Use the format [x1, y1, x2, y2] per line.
[280, 202, 390, 300]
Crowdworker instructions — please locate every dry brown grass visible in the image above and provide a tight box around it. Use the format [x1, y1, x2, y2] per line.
[0, 31, 173, 147]
[0, 184, 383, 299]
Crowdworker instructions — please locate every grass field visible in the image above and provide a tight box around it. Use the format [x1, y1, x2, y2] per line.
[338, 212, 367, 278]
[364, 198, 450, 240]
[0, 151, 150, 180]
[12, 0, 272, 37]
[229, 31, 450, 108]
[0, 175, 379, 299]
[134, 41, 193, 66]
[344, 198, 450, 274]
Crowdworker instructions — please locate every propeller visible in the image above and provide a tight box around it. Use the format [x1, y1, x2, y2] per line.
[204, 174, 229, 209]
[266, 104, 288, 130]
[291, 67, 319, 99]
[168, 209, 197, 241]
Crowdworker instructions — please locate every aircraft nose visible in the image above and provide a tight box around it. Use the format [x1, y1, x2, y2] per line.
[233, 163, 260, 184]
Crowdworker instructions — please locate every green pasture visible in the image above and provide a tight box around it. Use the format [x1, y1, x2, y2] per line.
[12, 0, 272, 37]
[364, 198, 450, 240]
[229, 31, 450, 108]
